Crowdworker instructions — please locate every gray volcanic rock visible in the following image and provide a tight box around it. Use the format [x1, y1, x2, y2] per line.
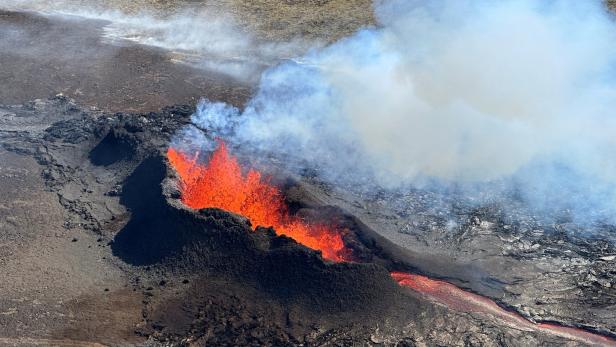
[0, 96, 612, 346]
[298, 176, 616, 338]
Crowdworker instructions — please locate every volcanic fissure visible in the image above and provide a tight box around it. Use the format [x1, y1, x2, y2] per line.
[167, 141, 616, 346]
[167, 141, 350, 262]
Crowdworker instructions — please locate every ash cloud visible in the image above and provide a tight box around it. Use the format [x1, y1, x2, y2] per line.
[185, 0, 616, 225]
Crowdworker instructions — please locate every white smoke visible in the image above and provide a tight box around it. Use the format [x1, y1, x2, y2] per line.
[0, 0, 312, 81]
[184, 0, 616, 224]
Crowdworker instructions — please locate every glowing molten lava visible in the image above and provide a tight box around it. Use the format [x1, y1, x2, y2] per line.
[166, 142, 614, 345]
[392, 272, 616, 346]
[167, 142, 348, 262]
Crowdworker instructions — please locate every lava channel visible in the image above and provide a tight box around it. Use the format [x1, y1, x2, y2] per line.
[392, 272, 616, 346]
[167, 141, 615, 346]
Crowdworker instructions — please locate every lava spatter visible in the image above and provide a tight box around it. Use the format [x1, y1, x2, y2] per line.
[167, 142, 348, 262]
[167, 142, 616, 345]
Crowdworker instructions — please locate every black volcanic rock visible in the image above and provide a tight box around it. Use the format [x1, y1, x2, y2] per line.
[1, 97, 611, 346]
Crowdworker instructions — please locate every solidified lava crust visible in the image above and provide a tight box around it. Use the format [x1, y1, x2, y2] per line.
[3, 96, 615, 345]
[164, 141, 616, 346]
[157, 157, 402, 313]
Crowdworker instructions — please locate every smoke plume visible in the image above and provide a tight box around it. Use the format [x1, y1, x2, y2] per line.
[0, 0, 310, 81]
[182, 0, 616, 225]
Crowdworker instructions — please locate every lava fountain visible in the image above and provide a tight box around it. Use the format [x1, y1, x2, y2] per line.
[167, 141, 349, 262]
[167, 141, 615, 346]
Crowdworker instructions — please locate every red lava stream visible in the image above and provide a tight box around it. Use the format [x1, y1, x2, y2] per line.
[167, 142, 615, 346]
[391, 272, 616, 346]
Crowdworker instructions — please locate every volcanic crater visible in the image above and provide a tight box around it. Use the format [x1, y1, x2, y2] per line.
[100, 102, 616, 345]
[1, 93, 615, 346]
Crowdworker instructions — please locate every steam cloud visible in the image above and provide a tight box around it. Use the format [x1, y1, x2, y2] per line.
[75, 10, 309, 81]
[182, 0, 616, 225]
[0, 0, 310, 81]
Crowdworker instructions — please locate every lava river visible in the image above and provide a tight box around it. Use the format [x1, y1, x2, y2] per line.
[167, 141, 616, 346]
[392, 272, 616, 346]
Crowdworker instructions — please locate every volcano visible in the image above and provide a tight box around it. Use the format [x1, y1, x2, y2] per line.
[165, 139, 616, 346]
[167, 142, 349, 262]
[3, 1, 616, 346]
[0, 94, 615, 346]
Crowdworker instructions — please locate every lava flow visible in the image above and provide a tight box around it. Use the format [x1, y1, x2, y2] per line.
[167, 142, 348, 262]
[392, 272, 616, 346]
[167, 142, 615, 345]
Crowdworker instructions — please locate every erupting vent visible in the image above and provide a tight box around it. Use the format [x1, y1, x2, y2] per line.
[167, 142, 349, 262]
[166, 142, 616, 346]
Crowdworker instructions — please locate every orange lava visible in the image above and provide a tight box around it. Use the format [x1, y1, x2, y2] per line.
[167, 142, 348, 262]
[166, 142, 614, 345]
[392, 271, 616, 346]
